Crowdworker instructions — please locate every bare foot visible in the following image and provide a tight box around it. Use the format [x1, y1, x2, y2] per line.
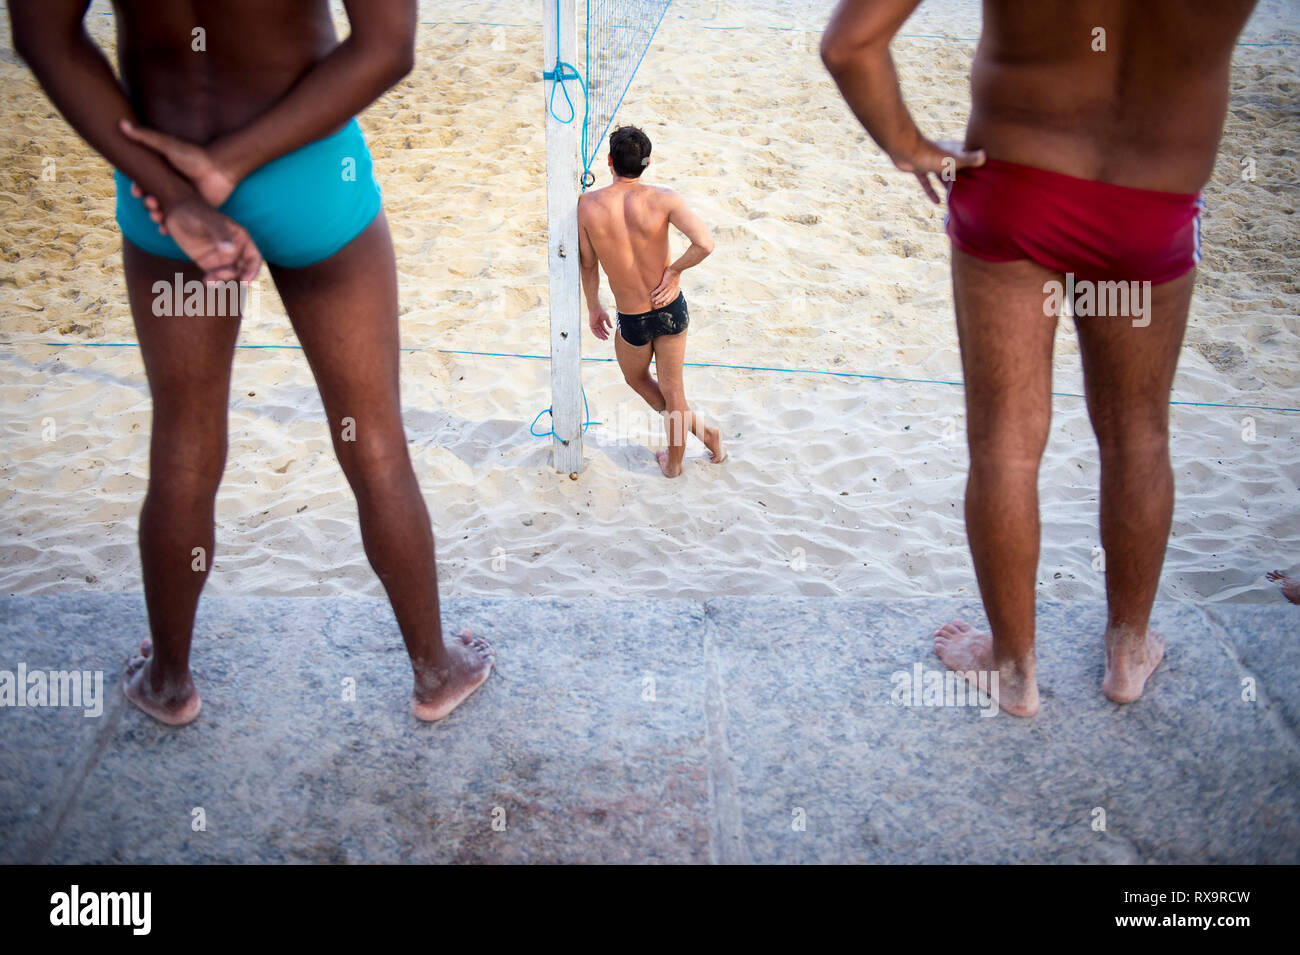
[412, 629, 495, 722]
[122, 639, 201, 726]
[1266, 570, 1300, 605]
[933, 618, 1039, 717]
[703, 425, 726, 463]
[1102, 626, 1165, 704]
[656, 450, 682, 478]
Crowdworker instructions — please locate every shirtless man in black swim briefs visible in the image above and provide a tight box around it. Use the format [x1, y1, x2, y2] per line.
[11, 0, 493, 726]
[578, 125, 725, 478]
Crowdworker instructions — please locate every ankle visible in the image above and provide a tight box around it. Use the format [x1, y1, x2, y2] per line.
[994, 649, 1035, 680]
[151, 668, 196, 700]
[1105, 622, 1152, 652]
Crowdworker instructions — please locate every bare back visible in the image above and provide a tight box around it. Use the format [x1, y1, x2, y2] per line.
[111, 0, 339, 142]
[578, 182, 675, 314]
[969, 0, 1257, 192]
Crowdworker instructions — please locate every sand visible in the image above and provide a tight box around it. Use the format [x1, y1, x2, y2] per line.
[0, 0, 1297, 609]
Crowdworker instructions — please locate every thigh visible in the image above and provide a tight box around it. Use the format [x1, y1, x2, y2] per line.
[1073, 270, 1194, 443]
[952, 249, 1061, 453]
[650, 329, 687, 396]
[268, 212, 404, 447]
[122, 240, 241, 461]
[615, 327, 655, 381]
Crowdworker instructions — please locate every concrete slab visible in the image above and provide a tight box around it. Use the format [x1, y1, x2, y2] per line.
[0, 593, 1295, 863]
[1206, 603, 1300, 736]
[0, 594, 138, 864]
[705, 597, 1300, 864]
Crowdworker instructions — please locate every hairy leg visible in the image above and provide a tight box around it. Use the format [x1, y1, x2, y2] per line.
[650, 329, 721, 476]
[270, 213, 491, 720]
[1074, 270, 1193, 703]
[934, 250, 1061, 717]
[614, 329, 663, 410]
[122, 240, 241, 725]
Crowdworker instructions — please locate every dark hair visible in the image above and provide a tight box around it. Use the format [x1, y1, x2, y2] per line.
[609, 125, 652, 178]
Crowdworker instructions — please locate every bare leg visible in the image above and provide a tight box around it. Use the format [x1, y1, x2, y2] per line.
[121, 240, 240, 725]
[933, 250, 1060, 717]
[270, 213, 492, 721]
[651, 330, 690, 477]
[614, 329, 663, 410]
[649, 329, 722, 477]
[1075, 271, 1193, 703]
[615, 329, 722, 473]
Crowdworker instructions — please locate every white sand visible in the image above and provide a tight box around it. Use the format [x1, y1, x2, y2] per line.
[0, 0, 1297, 608]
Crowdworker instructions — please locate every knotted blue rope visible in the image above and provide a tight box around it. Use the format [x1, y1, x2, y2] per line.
[530, 384, 602, 442]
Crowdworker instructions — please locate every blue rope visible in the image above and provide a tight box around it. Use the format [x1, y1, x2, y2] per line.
[529, 384, 601, 440]
[547, 60, 586, 126]
[546, 0, 588, 126]
[429, 350, 1300, 414]
[20, 341, 1300, 415]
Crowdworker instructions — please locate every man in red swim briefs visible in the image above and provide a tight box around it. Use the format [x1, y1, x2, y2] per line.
[822, 0, 1257, 715]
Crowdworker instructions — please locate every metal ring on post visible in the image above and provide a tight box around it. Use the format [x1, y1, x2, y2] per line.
[582, 170, 596, 189]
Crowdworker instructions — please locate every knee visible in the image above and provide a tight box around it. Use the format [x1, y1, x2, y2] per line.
[967, 411, 1049, 471]
[149, 439, 226, 503]
[1094, 417, 1171, 467]
[624, 368, 653, 390]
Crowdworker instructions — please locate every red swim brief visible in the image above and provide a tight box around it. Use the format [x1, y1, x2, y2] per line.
[945, 158, 1204, 285]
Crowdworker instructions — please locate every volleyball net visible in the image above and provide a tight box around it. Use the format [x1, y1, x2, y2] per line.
[541, 0, 672, 471]
[580, 0, 673, 184]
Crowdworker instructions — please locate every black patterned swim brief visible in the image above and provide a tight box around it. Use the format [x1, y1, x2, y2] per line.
[616, 292, 689, 347]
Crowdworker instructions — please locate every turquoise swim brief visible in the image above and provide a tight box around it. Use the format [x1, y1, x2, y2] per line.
[115, 117, 382, 269]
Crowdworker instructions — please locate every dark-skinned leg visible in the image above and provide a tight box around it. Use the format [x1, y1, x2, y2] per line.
[269, 213, 492, 721]
[1074, 271, 1192, 702]
[122, 240, 240, 726]
[933, 249, 1061, 716]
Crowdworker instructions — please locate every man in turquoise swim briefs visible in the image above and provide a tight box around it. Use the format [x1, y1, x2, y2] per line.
[10, 0, 494, 726]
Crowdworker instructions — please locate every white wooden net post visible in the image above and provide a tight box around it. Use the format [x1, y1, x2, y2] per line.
[542, 0, 584, 473]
